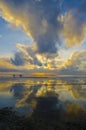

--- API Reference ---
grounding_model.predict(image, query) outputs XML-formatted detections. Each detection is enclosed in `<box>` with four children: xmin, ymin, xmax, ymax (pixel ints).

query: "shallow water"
<box><xmin>0</xmin><ymin>77</ymin><xmax>86</xmax><ymax>117</ymax></box>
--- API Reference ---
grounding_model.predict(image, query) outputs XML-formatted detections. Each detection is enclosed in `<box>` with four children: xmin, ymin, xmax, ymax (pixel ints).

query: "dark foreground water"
<box><xmin>0</xmin><ymin>77</ymin><xmax>86</xmax><ymax>129</ymax></box>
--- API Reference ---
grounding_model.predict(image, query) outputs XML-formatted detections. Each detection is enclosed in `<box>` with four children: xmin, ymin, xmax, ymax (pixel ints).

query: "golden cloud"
<box><xmin>63</xmin><ymin>13</ymin><xmax>86</xmax><ymax>47</ymax></box>
<box><xmin>61</xmin><ymin>50</ymin><xmax>86</xmax><ymax>72</ymax></box>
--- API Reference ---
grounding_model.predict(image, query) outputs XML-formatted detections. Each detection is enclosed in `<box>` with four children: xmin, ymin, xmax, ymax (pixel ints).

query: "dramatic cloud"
<box><xmin>0</xmin><ymin>49</ymin><xmax>86</xmax><ymax>73</ymax></box>
<box><xmin>0</xmin><ymin>0</ymin><xmax>85</xmax><ymax>49</ymax></box>
<box><xmin>9</xmin><ymin>43</ymin><xmax>63</xmax><ymax>70</ymax></box>
<box><xmin>0</xmin><ymin>0</ymin><xmax>86</xmax><ymax>72</ymax></box>
<box><xmin>0</xmin><ymin>0</ymin><xmax>62</xmax><ymax>55</ymax></box>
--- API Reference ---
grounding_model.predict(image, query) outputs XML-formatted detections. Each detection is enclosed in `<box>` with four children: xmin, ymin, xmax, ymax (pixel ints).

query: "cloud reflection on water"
<box><xmin>0</xmin><ymin>78</ymin><xmax>86</xmax><ymax>116</ymax></box>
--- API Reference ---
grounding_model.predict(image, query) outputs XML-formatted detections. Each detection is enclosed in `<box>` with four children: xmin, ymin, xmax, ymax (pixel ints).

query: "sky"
<box><xmin>0</xmin><ymin>0</ymin><xmax>86</xmax><ymax>74</ymax></box>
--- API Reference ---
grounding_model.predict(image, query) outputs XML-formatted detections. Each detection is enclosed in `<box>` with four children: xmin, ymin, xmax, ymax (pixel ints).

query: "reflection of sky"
<box><xmin>0</xmin><ymin>92</ymin><xmax>16</xmax><ymax>108</ymax></box>
<box><xmin>0</xmin><ymin>78</ymin><xmax>86</xmax><ymax>115</ymax></box>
